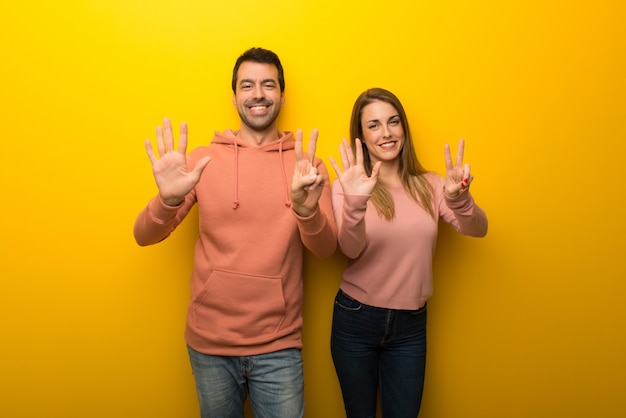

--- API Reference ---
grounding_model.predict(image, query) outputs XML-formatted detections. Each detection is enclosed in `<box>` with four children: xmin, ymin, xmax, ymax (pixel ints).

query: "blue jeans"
<box><xmin>187</xmin><ymin>345</ymin><xmax>304</xmax><ymax>418</ymax></box>
<box><xmin>331</xmin><ymin>290</ymin><xmax>427</xmax><ymax>418</ymax></box>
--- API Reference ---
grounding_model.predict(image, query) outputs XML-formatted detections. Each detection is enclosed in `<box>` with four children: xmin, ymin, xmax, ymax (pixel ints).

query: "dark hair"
<box><xmin>350</xmin><ymin>88</ymin><xmax>435</xmax><ymax>220</ymax></box>
<box><xmin>232</xmin><ymin>47</ymin><xmax>285</xmax><ymax>93</ymax></box>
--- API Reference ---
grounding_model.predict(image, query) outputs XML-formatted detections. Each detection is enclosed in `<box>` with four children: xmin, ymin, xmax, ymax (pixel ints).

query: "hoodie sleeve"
<box><xmin>133</xmin><ymin>149</ymin><xmax>204</xmax><ymax>246</ymax></box>
<box><xmin>133</xmin><ymin>147</ymin><xmax>210</xmax><ymax>246</ymax></box>
<box><xmin>133</xmin><ymin>193</ymin><xmax>197</xmax><ymax>246</ymax></box>
<box><xmin>292</xmin><ymin>158</ymin><xmax>338</xmax><ymax>258</ymax></box>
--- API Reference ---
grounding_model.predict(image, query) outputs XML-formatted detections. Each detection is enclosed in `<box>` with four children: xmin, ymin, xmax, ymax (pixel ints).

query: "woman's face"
<box><xmin>359</xmin><ymin>100</ymin><xmax>404</xmax><ymax>166</ymax></box>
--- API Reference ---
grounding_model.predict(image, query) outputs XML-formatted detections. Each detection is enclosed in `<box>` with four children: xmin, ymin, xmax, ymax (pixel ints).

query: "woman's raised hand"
<box><xmin>330</xmin><ymin>138</ymin><xmax>381</xmax><ymax>196</ymax></box>
<box><xmin>443</xmin><ymin>138</ymin><xmax>472</xmax><ymax>199</ymax></box>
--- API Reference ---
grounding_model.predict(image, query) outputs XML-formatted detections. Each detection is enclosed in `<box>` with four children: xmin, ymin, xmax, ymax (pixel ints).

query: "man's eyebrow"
<box><xmin>239</xmin><ymin>78</ymin><xmax>277</xmax><ymax>85</ymax></box>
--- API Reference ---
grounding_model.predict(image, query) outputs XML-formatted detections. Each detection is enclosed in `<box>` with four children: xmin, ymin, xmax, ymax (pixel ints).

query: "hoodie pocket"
<box><xmin>191</xmin><ymin>269</ymin><xmax>286</xmax><ymax>343</ymax></box>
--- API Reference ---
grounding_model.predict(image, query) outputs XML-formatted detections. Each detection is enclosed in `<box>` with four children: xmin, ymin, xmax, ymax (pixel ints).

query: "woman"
<box><xmin>329</xmin><ymin>88</ymin><xmax>488</xmax><ymax>417</ymax></box>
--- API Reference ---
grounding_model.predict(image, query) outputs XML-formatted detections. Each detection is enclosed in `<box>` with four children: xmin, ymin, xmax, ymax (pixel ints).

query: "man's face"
<box><xmin>233</xmin><ymin>61</ymin><xmax>284</xmax><ymax>131</ymax></box>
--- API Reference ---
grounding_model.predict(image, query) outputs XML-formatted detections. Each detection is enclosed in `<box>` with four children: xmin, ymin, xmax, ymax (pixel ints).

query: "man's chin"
<box><xmin>240</xmin><ymin>114</ymin><xmax>280</xmax><ymax>131</ymax></box>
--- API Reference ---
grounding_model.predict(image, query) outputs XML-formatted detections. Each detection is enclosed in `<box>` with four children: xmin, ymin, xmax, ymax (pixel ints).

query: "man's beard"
<box><xmin>237</xmin><ymin>100</ymin><xmax>281</xmax><ymax>131</ymax></box>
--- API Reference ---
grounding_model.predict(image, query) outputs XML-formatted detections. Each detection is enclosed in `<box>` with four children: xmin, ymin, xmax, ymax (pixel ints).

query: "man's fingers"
<box><xmin>177</xmin><ymin>122</ymin><xmax>188</xmax><ymax>153</ymax></box>
<box><xmin>307</xmin><ymin>128</ymin><xmax>319</xmax><ymax>165</ymax></box>
<box><xmin>163</xmin><ymin>117</ymin><xmax>174</xmax><ymax>153</ymax></box>
<box><xmin>145</xmin><ymin>139</ymin><xmax>157</xmax><ymax>165</ymax></box>
<box><xmin>294</xmin><ymin>129</ymin><xmax>303</xmax><ymax>162</ymax></box>
<box><xmin>156</xmin><ymin>125</ymin><xmax>166</xmax><ymax>155</ymax></box>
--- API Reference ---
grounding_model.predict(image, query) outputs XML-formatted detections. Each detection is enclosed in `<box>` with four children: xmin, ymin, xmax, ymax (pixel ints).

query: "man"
<box><xmin>133</xmin><ymin>47</ymin><xmax>337</xmax><ymax>418</ymax></box>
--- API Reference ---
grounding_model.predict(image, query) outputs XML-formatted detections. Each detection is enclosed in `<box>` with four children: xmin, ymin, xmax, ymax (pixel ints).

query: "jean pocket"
<box><xmin>334</xmin><ymin>290</ymin><xmax>363</xmax><ymax>311</ymax></box>
<box><xmin>410</xmin><ymin>303</ymin><xmax>427</xmax><ymax>316</ymax></box>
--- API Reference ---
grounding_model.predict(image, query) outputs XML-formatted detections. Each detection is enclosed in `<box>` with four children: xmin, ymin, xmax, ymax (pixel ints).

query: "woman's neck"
<box><xmin>377</xmin><ymin>160</ymin><xmax>402</xmax><ymax>187</ymax></box>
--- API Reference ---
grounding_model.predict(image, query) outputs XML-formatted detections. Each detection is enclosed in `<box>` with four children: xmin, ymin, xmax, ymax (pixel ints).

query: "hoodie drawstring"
<box><xmin>278</xmin><ymin>141</ymin><xmax>292</xmax><ymax>208</ymax></box>
<box><xmin>230</xmin><ymin>136</ymin><xmax>291</xmax><ymax>209</ymax></box>
<box><xmin>232</xmin><ymin>138</ymin><xmax>240</xmax><ymax>209</ymax></box>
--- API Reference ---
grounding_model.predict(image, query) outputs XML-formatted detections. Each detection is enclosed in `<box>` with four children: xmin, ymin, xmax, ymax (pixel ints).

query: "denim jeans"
<box><xmin>331</xmin><ymin>289</ymin><xmax>427</xmax><ymax>418</ymax></box>
<box><xmin>187</xmin><ymin>345</ymin><xmax>304</xmax><ymax>418</ymax></box>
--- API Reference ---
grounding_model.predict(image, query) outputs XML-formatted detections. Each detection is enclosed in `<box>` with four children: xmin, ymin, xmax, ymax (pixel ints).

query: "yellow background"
<box><xmin>1</xmin><ymin>0</ymin><xmax>625</xmax><ymax>417</ymax></box>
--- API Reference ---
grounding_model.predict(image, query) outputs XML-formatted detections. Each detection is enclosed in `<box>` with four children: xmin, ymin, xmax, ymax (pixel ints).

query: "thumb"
<box><xmin>370</xmin><ymin>161</ymin><xmax>382</xmax><ymax>180</ymax></box>
<box><xmin>192</xmin><ymin>156</ymin><xmax>211</xmax><ymax>178</ymax></box>
<box><xmin>444</xmin><ymin>182</ymin><xmax>462</xmax><ymax>199</ymax></box>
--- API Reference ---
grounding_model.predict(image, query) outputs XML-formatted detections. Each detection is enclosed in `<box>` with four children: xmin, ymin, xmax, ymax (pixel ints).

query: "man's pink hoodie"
<box><xmin>134</xmin><ymin>130</ymin><xmax>337</xmax><ymax>356</ymax></box>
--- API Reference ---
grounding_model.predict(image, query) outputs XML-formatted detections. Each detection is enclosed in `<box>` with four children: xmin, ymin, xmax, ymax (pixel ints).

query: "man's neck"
<box><xmin>236</xmin><ymin>124</ymin><xmax>281</xmax><ymax>147</ymax></box>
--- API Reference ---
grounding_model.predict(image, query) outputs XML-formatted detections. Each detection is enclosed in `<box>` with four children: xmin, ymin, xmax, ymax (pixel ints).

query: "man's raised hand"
<box><xmin>144</xmin><ymin>117</ymin><xmax>211</xmax><ymax>206</ymax></box>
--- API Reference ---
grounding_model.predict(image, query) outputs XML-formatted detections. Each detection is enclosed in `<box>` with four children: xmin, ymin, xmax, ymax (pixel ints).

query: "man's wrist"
<box><xmin>160</xmin><ymin>195</ymin><xmax>184</xmax><ymax>207</ymax></box>
<box><xmin>291</xmin><ymin>204</ymin><xmax>315</xmax><ymax>218</ymax></box>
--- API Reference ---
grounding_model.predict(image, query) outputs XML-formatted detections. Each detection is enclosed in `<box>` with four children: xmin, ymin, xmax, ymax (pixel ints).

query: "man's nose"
<box><xmin>251</xmin><ymin>84</ymin><xmax>264</xmax><ymax>99</ymax></box>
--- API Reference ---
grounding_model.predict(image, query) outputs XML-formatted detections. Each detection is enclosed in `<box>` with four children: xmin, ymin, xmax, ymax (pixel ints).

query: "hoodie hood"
<box><xmin>211</xmin><ymin>129</ymin><xmax>295</xmax><ymax>209</ymax></box>
<box><xmin>212</xmin><ymin>129</ymin><xmax>295</xmax><ymax>151</ymax></box>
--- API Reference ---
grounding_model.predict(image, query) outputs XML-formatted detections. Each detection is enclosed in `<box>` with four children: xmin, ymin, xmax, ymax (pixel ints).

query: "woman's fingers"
<box><xmin>456</xmin><ymin>138</ymin><xmax>465</xmax><ymax>168</ymax></box>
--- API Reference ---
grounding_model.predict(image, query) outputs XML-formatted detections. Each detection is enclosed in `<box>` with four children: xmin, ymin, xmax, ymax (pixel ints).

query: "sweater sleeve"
<box><xmin>331</xmin><ymin>180</ymin><xmax>370</xmax><ymax>259</ymax></box>
<box><xmin>434</xmin><ymin>174</ymin><xmax>488</xmax><ymax>237</ymax></box>
<box><xmin>293</xmin><ymin>158</ymin><xmax>338</xmax><ymax>258</ymax></box>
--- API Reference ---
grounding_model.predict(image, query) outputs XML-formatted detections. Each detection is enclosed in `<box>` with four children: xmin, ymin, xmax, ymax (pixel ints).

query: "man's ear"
<box><xmin>232</xmin><ymin>94</ymin><xmax>237</xmax><ymax>107</ymax></box>
<box><xmin>281</xmin><ymin>93</ymin><xmax>285</xmax><ymax>107</ymax></box>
